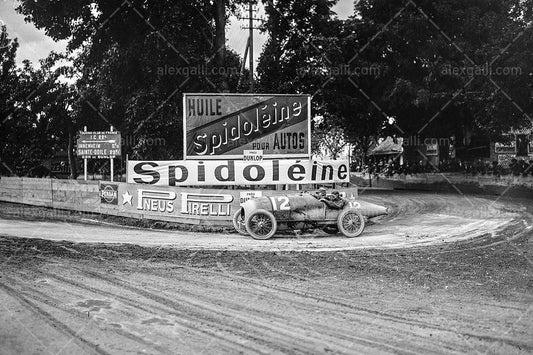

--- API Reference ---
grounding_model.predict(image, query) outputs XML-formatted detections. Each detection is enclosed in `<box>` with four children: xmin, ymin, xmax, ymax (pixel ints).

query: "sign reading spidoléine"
<box><xmin>183</xmin><ymin>93</ymin><xmax>311</xmax><ymax>160</ymax></box>
<box><xmin>77</xmin><ymin>131</ymin><xmax>121</xmax><ymax>158</ymax></box>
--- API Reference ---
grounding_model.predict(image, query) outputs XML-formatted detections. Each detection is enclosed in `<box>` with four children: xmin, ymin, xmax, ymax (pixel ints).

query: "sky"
<box><xmin>0</xmin><ymin>0</ymin><xmax>354</xmax><ymax>67</ymax></box>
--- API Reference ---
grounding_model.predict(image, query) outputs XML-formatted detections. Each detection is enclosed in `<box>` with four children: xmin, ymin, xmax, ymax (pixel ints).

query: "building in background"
<box><xmin>490</xmin><ymin>128</ymin><xmax>533</xmax><ymax>167</ymax></box>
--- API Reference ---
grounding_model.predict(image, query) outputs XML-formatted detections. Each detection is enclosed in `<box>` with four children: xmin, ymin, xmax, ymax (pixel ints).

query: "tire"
<box><xmin>337</xmin><ymin>208</ymin><xmax>365</xmax><ymax>238</ymax></box>
<box><xmin>245</xmin><ymin>209</ymin><xmax>277</xmax><ymax>240</ymax></box>
<box><xmin>232</xmin><ymin>208</ymin><xmax>248</xmax><ymax>235</ymax></box>
<box><xmin>323</xmin><ymin>225</ymin><xmax>339</xmax><ymax>234</ymax></box>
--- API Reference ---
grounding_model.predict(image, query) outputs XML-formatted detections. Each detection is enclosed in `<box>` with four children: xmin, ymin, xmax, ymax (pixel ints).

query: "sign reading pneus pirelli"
<box><xmin>183</xmin><ymin>93</ymin><xmax>311</xmax><ymax>159</ymax></box>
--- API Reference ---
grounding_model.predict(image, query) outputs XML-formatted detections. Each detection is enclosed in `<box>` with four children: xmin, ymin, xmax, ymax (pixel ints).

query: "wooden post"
<box><xmin>84</xmin><ymin>159</ymin><xmax>87</xmax><ymax>181</ymax></box>
<box><xmin>83</xmin><ymin>126</ymin><xmax>88</xmax><ymax>181</ymax></box>
<box><xmin>110</xmin><ymin>126</ymin><xmax>114</xmax><ymax>182</ymax></box>
<box><xmin>369</xmin><ymin>155</ymin><xmax>373</xmax><ymax>188</ymax></box>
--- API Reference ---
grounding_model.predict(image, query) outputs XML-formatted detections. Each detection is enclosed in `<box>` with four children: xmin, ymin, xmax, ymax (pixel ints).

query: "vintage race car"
<box><xmin>233</xmin><ymin>193</ymin><xmax>388</xmax><ymax>240</ymax></box>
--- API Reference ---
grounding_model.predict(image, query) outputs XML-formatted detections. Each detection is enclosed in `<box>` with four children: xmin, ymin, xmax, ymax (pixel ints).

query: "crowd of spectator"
<box><xmin>353</xmin><ymin>158</ymin><xmax>533</xmax><ymax>177</ymax></box>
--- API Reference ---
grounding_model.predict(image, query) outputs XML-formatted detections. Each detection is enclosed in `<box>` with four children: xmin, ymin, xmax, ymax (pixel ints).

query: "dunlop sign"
<box><xmin>127</xmin><ymin>159</ymin><xmax>349</xmax><ymax>186</ymax></box>
<box><xmin>183</xmin><ymin>93</ymin><xmax>311</xmax><ymax>159</ymax></box>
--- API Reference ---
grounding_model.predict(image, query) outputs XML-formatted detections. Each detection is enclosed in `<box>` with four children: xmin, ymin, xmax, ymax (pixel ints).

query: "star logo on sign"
<box><xmin>122</xmin><ymin>191</ymin><xmax>133</xmax><ymax>205</ymax></box>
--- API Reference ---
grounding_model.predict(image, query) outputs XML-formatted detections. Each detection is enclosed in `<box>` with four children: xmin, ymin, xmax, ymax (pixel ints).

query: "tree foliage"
<box><xmin>16</xmin><ymin>0</ymin><xmax>246</xmax><ymax>162</ymax></box>
<box><xmin>1</xmin><ymin>26</ymin><xmax>75</xmax><ymax>177</ymax></box>
<box><xmin>1</xmin><ymin>0</ymin><xmax>532</xmax><ymax>176</ymax></box>
<box><xmin>350</xmin><ymin>0</ymin><xmax>533</xmax><ymax>141</ymax></box>
<box><xmin>258</xmin><ymin>0</ymin><xmax>533</xmax><ymax>162</ymax></box>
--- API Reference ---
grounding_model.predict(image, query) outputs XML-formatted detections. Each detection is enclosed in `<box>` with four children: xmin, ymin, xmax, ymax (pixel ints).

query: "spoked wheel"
<box><xmin>323</xmin><ymin>225</ymin><xmax>339</xmax><ymax>235</ymax></box>
<box><xmin>337</xmin><ymin>208</ymin><xmax>365</xmax><ymax>238</ymax></box>
<box><xmin>245</xmin><ymin>209</ymin><xmax>277</xmax><ymax>240</ymax></box>
<box><xmin>232</xmin><ymin>208</ymin><xmax>248</xmax><ymax>235</ymax></box>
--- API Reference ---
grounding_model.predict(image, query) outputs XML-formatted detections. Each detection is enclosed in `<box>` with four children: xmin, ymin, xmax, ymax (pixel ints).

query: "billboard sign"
<box><xmin>100</xmin><ymin>182</ymin><xmax>119</xmax><ymax>205</ymax></box>
<box><xmin>127</xmin><ymin>159</ymin><xmax>349</xmax><ymax>186</ymax></box>
<box><xmin>183</xmin><ymin>93</ymin><xmax>311</xmax><ymax>159</ymax></box>
<box><xmin>425</xmin><ymin>144</ymin><xmax>438</xmax><ymax>156</ymax></box>
<box><xmin>117</xmin><ymin>185</ymin><xmax>236</xmax><ymax>220</ymax></box>
<box><xmin>495</xmin><ymin>141</ymin><xmax>516</xmax><ymax>154</ymax></box>
<box><xmin>77</xmin><ymin>131</ymin><xmax>121</xmax><ymax>158</ymax></box>
<box><xmin>99</xmin><ymin>182</ymin><xmax>359</xmax><ymax>223</ymax></box>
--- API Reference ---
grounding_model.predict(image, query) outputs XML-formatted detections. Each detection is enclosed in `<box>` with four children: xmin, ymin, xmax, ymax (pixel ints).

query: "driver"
<box><xmin>323</xmin><ymin>190</ymin><xmax>347</xmax><ymax>209</ymax></box>
<box><xmin>312</xmin><ymin>187</ymin><xmax>327</xmax><ymax>200</ymax></box>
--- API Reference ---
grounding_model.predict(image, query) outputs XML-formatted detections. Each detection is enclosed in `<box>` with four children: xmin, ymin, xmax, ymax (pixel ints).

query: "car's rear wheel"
<box><xmin>232</xmin><ymin>208</ymin><xmax>248</xmax><ymax>235</ymax></box>
<box><xmin>337</xmin><ymin>208</ymin><xmax>365</xmax><ymax>238</ymax></box>
<box><xmin>245</xmin><ymin>209</ymin><xmax>277</xmax><ymax>240</ymax></box>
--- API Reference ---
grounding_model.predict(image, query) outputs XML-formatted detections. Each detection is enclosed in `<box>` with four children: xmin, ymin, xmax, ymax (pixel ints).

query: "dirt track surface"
<box><xmin>0</xmin><ymin>192</ymin><xmax>527</xmax><ymax>251</ymax></box>
<box><xmin>1</xmin><ymin>191</ymin><xmax>532</xmax><ymax>354</ymax></box>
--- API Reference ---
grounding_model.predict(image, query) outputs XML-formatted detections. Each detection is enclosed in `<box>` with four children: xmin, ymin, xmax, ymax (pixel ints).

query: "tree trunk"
<box><xmin>214</xmin><ymin>0</ymin><xmax>228</xmax><ymax>91</ymax></box>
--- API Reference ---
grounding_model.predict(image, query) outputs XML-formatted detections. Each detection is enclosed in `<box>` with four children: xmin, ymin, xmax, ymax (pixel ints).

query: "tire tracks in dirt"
<box><xmin>3</xmin><ymin>272</ymin><xmax>268</xmax><ymax>354</ymax></box>
<box><xmin>164</xmin><ymin>263</ymin><xmax>533</xmax><ymax>352</ymax></box>
<box><xmin>6</xmin><ymin>264</ymin><xmax>429</xmax><ymax>354</ymax></box>
<box><xmin>52</xmin><ymin>268</ymin><xmax>404</xmax><ymax>354</ymax></box>
<box><xmin>67</xmin><ymin>264</ymin><xmax>532</xmax><ymax>354</ymax></box>
<box><xmin>0</xmin><ymin>281</ymin><xmax>112</xmax><ymax>355</ymax></box>
<box><xmin>3</xmin><ymin>252</ymin><xmax>531</xmax><ymax>354</ymax></box>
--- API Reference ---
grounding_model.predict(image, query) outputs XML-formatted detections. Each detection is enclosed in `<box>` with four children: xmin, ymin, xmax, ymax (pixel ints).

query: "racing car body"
<box><xmin>233</xmin><ymin>193</ymin><xmax>388</xmax><ymax>240</ymax></box>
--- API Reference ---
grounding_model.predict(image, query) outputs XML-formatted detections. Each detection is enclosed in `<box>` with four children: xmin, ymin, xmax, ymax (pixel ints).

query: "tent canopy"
<box><xmin>368</xmin><ymin>137</ymin><xmax>404</xmax><ymax>156</ymax></box>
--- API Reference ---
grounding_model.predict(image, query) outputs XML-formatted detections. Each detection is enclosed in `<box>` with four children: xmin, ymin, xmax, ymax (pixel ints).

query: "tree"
<box><xmin>312</xmin><ymin>117</ymin><xmax>349</xmax><ymax>159</ymax></box>
<box><xmin>0</xmin><ymin>36</ymin><xmax>77</xmax><ymax>177</ymax></box>
<box><xmin>258</xmin><ymin>0</ymin><xmax>532</xmax><ymax>163</ymax></box>
<box><xmin>257</xmin><ymin>0</ymin><xmax>339</xmax><ymax>97</ymax></box>
<box><xmin>17</xmin><ymin>0</ymin><xmax>247</xmax><ymax>161</ymax></box>
<box><xmin>0</xmin><ymin>27</ymin><xmax>21</xmax><ymax>175</ymax></box>
<box><xmin>348</xmin><ymin>0</ymin><xmax>533</xmax><ymax>144</ymax></box>
<box><xmin>257</xmin><ymin>0</ymin><xmax>387</xmax><ymax>164</ymax></box>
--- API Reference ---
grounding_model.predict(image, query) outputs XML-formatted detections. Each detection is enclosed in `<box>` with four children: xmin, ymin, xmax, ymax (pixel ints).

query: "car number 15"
<box><xmin>269</xmin><ymin>196</ymin><xmax>290</xmax><ymax>211</ymax></box>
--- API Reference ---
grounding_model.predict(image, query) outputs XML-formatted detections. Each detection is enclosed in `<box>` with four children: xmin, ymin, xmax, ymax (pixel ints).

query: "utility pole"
<box><xmin>241</xmin><ymin>1</ymin><xmax>263</xmax><ymax>92</ymax></box>
<box><xmin>237</xmin><ymin>37</ymin><xmax>250</xmax><ymax>88</ymax></box>
<box><xmin>249</xmin><ymin>1</ymin><xmax>254</xmax><ymax>91</ymax></box>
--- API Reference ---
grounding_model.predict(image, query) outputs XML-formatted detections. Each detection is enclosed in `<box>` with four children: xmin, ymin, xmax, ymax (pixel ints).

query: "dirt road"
<box><xmin>2</xmin><ymin>256</ymin><xmax>531</xmax><ymax>355</ymax></box>
<box><xmin>1</xmin><ymin>192</ymin><xmax>532</xmax><ymax>354</ymax></box>
<box><xmin>0</xmin><ymin>192</ymin><xmax>524</xmax><ymax>251</ymax></box>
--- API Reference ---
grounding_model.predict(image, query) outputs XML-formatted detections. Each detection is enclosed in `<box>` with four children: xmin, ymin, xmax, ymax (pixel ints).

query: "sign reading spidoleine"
<box><xmin>183</xmin><ymin>93</ymin><xmax>311</xmax><ymax>159</ymax></box>
<box><xmin>127</xmin><ymin>159</ymin><xmax>349</xmax><ymax>186</ymax></box>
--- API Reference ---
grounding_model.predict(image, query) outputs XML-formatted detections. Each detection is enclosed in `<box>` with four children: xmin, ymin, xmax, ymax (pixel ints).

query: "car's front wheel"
<box><xmin>337</xmin><ymin>208</ymin><xmax>365</xmax><ymax>238</ymax></box>
<box><xmin>232</xmin><ymin>208</ymin><xmax>248</xmax><ymax>235</ymax></box>
<box><xmin>245</xmin><ymin>209</ymin><xmax>277</xmax><ymax>240</ymax></box>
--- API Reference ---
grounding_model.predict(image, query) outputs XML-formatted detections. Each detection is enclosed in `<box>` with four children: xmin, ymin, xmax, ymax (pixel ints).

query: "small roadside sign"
<box><xmin>239</xmin><ymin>191</ymin><xmax>262</xmax><ymax>205</ymax></box>
<box><xmin>77</xmin><ymin>127</ymin><xmax>121</xmax><ymax>182</ymax></box>
<box><xmin>243</xmin><ymin>150</ymin><xmax>263</xmax><ymax>162</ymax></box>
<box><xmin>77</xmin><ymin>131</ymin><xmax>121</xmax><ymax>158</ymax></box>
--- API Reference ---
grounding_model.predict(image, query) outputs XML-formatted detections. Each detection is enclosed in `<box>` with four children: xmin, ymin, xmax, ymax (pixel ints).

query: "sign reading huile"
<box><xmin>183</xmin><ymin>93</ymin><xmax>311</xmax><ymax>159</ymax></box>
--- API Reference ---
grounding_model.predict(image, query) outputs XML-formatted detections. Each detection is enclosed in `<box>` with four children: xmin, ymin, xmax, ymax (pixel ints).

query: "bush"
<box><xmin>353</xmin><ymin>157</ymin><xmax>532</xmax><ymax>177</ymax></box>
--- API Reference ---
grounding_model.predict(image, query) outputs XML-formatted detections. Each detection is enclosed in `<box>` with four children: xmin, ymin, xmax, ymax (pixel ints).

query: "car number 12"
<box><xmin>269</xmin><ymin>196</ymin><xmax>290</xmax><ymax>211</ymax></box>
